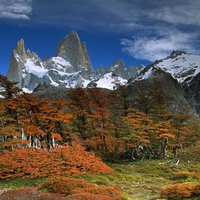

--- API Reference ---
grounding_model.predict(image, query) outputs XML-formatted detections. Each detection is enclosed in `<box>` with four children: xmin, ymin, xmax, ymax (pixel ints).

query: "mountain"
<box><xmin>128</xmin><ymin>68</ymin><xmax>195</xmax><ymax>115</ymax></box>
<box><xmin>133</xmin><ymin>51</ymin><xmax>200</xmax><ymax>85</ymax></box>
<box><xmin>6</xmin><ymin>31</ymin><xmax>143</xmax><ymax>92</ymax></box>
<box><xmin>5</xmin><ymin>31</ymin><xmax>200</xmax><ymax>115</ymax></box>
<box><xmin>130</xmin><ymin>50</ymin><xmax>200</xmax><ymax>115</ymax></box>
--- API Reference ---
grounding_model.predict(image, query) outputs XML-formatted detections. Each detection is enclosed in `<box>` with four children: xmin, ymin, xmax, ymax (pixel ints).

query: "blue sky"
<box><xmin>0</xmin><ymin>0</ymin><xmax>200</xmax><ymax>75</ymax></box>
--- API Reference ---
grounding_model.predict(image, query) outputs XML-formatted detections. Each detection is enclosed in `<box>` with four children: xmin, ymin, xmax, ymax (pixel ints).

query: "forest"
<box><xmin>0</xmin><ymin>74</ymin><xmax>200</xmax><ymax>199</ymax></box>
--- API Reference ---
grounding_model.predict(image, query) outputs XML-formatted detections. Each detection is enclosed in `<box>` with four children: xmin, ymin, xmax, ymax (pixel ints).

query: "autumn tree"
<box><xmin>0</xmin><ymin>74</ymin><xmax>22</xmax><ymax>99</ymax></box>
<box><xmin>130</xmin><ymin>81</ymin><xmax>171</xmax><ymax>121</ymax></box>
<box><xmin>68</xmin><ymin>86</ymin><xmax>91</xmax><ymax>140</ymax></box>
<box><xmin>86</xmin><ymin>86</ymin><xmax>116</xmax><ymax>153</ymax></box>
<box><xmin>113</xmin><ymin>84</ymin><xmax>133</xmax><ymax>115</ymax></box>
<box><xmin>0</xmin><ymin>74</ymin><xmax>72</xmax><ymax>151</ymax></box>
<box><xmin>19</xmin><ymin>93</ymin><xmax>72</xmax><ymax>149</ymax></box>
<box><xmin>0</xmin><ymin>75</ymin><xmax>26</xmax><ymax>151</ymax></box>
<box><xmin>118</xmin><ymin>108</ymin><xmax>153</xmax><ymax>160</ymax></box>
<box><xmin>180</xmin><ymin>116</ymin><xmax>200</xmax><ymax>161</ymax></box>
<box><xmin>68</xmin><ymin>86</ymin><xmax>124</xmax><ymax>157</ymax></box>
<box><xmin>148</xmin><ymin>120</ymin><xmax>174</xmax><ymax>158</ymax></box>
<box><xmin>168</xmin><ymin>113</ymin><xmax>192</xmax><ymax>158</ymax></box>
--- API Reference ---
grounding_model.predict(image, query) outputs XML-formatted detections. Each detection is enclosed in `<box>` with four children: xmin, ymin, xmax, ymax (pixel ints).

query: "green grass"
<box><xmin>0</xmin><ymin>177</ymin><xmax>45</xmax><ymax>190</ymax></box>
<box><xmin>1</xmin><ymin>160</ymin><xmax>200</xmax><ymax>199</ymax></box>
<box><xmin>80</xmin><ymin>161</ymin><xmax>173</xmax><ymax>199</ymax></box>
<box><xmin>81</xmin><ymin>160</ymin><xmax>200</xmax><ymax>199</ymax></box>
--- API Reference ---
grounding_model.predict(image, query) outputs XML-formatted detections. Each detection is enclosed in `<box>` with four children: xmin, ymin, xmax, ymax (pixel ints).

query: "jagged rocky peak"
<box><xmin>14</xmin><ymin>39</ymin><xmax>26</xmax><ymax>62</ymax></box>
<box><xmin>168</xmin><ymin>50</ymin><xmax>187</xmax><ymax>59</ymax></box>
<box><xmin>110</xmin><ymin>59</ymin><xmax>126</xmax><ymax>71</ymax></box>
<box><xmin>96</xmin><ymin>65</ymin><xmax>105</xmax><ymax>76</ymax></box>
<box><xmin>129</xmin><ymin>65</ymin><xmax>145</xmax><ymax>79</ymax></box>
<box><xmin>26</xmin><ymin>49</ymin><xmax>41</xmax><ymax>60</ymax></box>
<box><xmin>55</xmin><ymin>30</ymin><xmax>93</xmax><ymax>72</ymax></box>
<box><xmin>105</xmin><ymin>59</ymin><xmax>129</xmax><ymax>79</ymax></box>
<box><xmin>6</xmin><ymin>39</ymin><xmax>43</xmax><ymax>90</ymax></box>
<box><xmin>6</xmin><ymin>39</ymin><xmax>27</xmax><ymax>87</ymax></box>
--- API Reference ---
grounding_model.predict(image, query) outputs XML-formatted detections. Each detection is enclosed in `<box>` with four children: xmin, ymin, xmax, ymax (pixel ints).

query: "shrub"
<box><xmin>172</xmin><ymin>171</ymin><xmax>196</xmax><ymax>180</ymax></box>
<box><xmin>0</xmin><ymin>143</ymin><xmax>113</xmax><ymax>180</ymax></box>
<box><xmin>160</xmin><ymin>183</ymin><xmax>200</xmax><ymax>199</ymax></box>
<box><xmin>0</xmin><ymin>187</ymin><xmax>65</xmax><ymax>200</ymax></box>
<box><xmin>39</xmin><ymin>176</ymin><xmax>124</xmax><ymax>199</ymax></box>
<box><xmin>39</xmin><ymin>177</ymin><xmax>93</xmax><ymax>196</ymax></box>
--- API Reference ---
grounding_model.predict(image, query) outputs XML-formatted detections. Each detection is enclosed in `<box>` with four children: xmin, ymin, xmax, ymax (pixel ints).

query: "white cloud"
<box><xmin>148</xmin><ymin>2</ymin><xmax>200</xmax><ymax>26</ymax></box>
<box><xmin>0</xmin><ymin>0</ymin><xmax>32</xmax><ymax>20</ymax></box>
<box><xmin>121</xmin><ymin>32</ymin><xmax>199</xmax><ymax>62</ymax></box>
<box><xmin>25</xmin><ymin>1</ymin><xmax>200</xmax><ymax>33</ymax></box>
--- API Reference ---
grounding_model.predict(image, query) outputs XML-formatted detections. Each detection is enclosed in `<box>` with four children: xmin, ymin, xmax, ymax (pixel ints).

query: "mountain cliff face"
<box><xmin>55</xmin><ymin>31</ymin><xmax>93</xmax><ymax>72</ymax></box>
<box><xmin>6</xmin><ymin>31</ymin><xmax>142</xmax><ymax>92</ymax></box>
<box><xmin>7</xmin><ymin>39</ymin><xmax>27</xmax><ymax>88</ymax></box>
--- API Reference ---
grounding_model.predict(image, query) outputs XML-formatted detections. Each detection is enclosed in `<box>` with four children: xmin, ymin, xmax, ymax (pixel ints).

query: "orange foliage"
<box><xmin>0</xmin><ymin>143</ymin><xmax>113</xmax><ymax>180</ymax></box>
<box><xmin>160</xmin><ymin>183</ymin><xmax>200</xmax><ymax>199</ymax></box>
<box><xmin>22</xmin><ymin>124</ymin><xmax>46</xmax><ymax>136</ymax></box>
<box><xmin>0</xmin><ymin>187</ymin><xmax>65</xmax><ymax>200</ymax></box>
<box><xmin>40</xmin><ymin>176</ymin><xmax>124</xmax><ymax>200</ymax></box>
<box><xmin>1</xmin><ymin>74</ymin><xmax>199</xmax><ymax>162</ymax></box>
<box><xmin>52</xmin><ymin>133</ymin><xmax>63</xmax><ymax>141</ymax></box>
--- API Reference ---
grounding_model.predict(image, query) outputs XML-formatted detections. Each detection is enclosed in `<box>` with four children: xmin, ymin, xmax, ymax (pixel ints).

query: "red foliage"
<box><xmin>0</xmin><ymin>187</ymin><xmax>65</xmax><ymax>200</ymax></box>
<box><xmin>65</xmin><ymin>192</ymin><xmax>120</xmax><ymax>200</ymax></box>
<box><xmin>160</xmin><ymin>183</ymin><xmax>200</xmax><ymax>199</ymax></box>
<box><xmin>40</xmin><ymin>176</ymin><xmax>124</xmax><ymax>200</ymax></box>
<box><xmin>0</xmin><ymin>143</ymin><xmax>113</xmax><ymax>180</ymax></box>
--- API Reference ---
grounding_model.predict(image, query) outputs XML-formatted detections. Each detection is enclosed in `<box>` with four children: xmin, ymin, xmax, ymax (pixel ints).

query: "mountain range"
<box><xmin>5</xmin><ymin>31</ymin><xmax>200</xmax><ymax>115</ymax></box>
<box><xmin>6</xmin><ymin>31</ymin><xmax>143</xmax><ymax>92</ymax></box>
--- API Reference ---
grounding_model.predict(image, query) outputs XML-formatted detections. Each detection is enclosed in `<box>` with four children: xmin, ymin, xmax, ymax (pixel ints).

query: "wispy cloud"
<box><xmin>148</xmin><ymin>2</ymin><xmax>200</xmax><ymax>26</ymax></box>
<box><xmin>32</xmin><ymin>0</ymin><xmax>148</xmax><ymax>31</ymax></box>
<box><xmin>121</xmin><ymin>31</ymin><xmax>199</xmax><ymax>62</ymax></box>
<box><xmin>119</xmin><ymin>1</ymin><xmax>200</xmax><ymax>62</ymax></box>
<box><xmin>0</xmin><ymin>0</ymin><xmax>32</xmax><ymax>20</ymax></box>
<box><xmin>1</xmin><ymin>0</ymin><xmax>200</xmax><ymax>63</ymax></box>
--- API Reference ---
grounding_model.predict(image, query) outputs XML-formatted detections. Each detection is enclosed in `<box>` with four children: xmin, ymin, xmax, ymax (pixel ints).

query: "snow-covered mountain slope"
<box><xmin>134</xmin><ymin>51</ymin><xmax>200</xmax><ymax>84</ymax></box>
<box><xmin>19</xmin><ymin>56</ymin><xmax>131</xmax><ymax>92</ymax></box>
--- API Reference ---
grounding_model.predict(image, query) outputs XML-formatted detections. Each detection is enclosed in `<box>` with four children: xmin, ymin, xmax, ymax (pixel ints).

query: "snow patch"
<box><xmin>95</xmin><ymin>72</ymin><xmax>127</xmax><ymax>90</ymax></box>
<box><xmin>51</xmin><ymin>57</ymin><xmax>71</xmax><ymax>68</ymax></box>
<box><xmin>141</xmin><ymin>68</ymin><xmax>154</xmax><ymax>80</ymax></box>
<box><xmin>22</xmin><ymin>87</ymin><xmax>33</xmax><ymax>93</ymax></box>
<box><xmin>47</xmin><ymin>75</ymin><xmax>59</xmax><ymax>87</ymax></box>
<box><xmin>15</xmin><ymin>54</ymin><xmax>22</xmax><ymax>62</ymax></box>
<box><xmin>25</xmin><ymin>59</ymin><xmax>47</xmax><ymax>78</ymax></box>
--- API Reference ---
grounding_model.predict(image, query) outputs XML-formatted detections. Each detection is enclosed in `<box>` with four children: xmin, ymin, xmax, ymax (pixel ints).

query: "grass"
<box><xmin>0</xmin><ymin>160</ymin><xmax>200</xmax><ymax>199</ymax></box>
<box><xmin>81</xmin><ymin>160</ymin><xmax>200</xmax><ymax>199</ymax></box>
<box><xmin>0</xmin><ymin>178</ymin><xmax>45</xmax><ymax>190</ymax></box>
<box><xmin>80</xmin><ymin>161</ymin><xmax>173</xmax><ymax>199</ymax></box>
